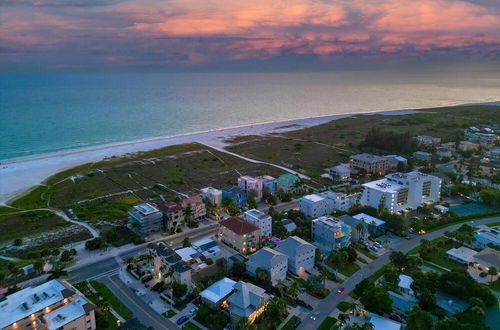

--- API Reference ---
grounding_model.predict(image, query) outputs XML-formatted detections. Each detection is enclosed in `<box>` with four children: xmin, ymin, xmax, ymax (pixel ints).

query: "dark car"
<box><xmin>152</xmin><ymin>282</ymin><xmax>164</xmax><ymax>291</ymax></box>
<box><xmin>177</xmin><ymin>316</ymin><xmax>189</xmax><ymax>325</ymax></box>
<box><xmin>337</xmin><ymin>286</ymin><xmax>345</xmax><ymax>294</ymax></box>
<box><xmin>141</xmin><ymin>274</ymin><xmax>152</xmax><ymax>283</ymax></box>
<box><xmin>293</xmin><ymin>319</ymin><xmax>302</xmax><ymax>328</ymax></box>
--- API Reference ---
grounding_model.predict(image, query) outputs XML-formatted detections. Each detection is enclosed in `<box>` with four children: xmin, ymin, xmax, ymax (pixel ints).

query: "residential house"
<box><xmin>472</xmin><ymin>248</ymin><xmax>500</xmax><ymax>281</ymax></box>
<box><xmin>246</xmin><ymin>247</ymin><xmax>288</xmax><ymax>286</ymax></box>
<box><xmin>398</xmin><ymin>274</ymin><xmax>414</xmax><ymax>295</ymax></box>
<box><xmin>222</xmin><ymin>186</ymin><xmax>247</xmax><ymax>207</ymax></box>
<box><xmin>281</xmin><ymin>219</ymin><xmax>297</xmax><ymax>232</ymax></box>
<box><xmin>219</xmin><ymin>216</ymin><xmax>260</xmax><ymax>255</ymax></box>
<box><xmin>484</xmin><ymin>148</ymin><xmax>500</xmax><ymax>166</ymax></box>
<box><xmin>299</xmin><ymin>194</ymin><xmax>329</xmax><ymax>218</ymax></box>
<box><xmin>337</xmin><ymin>215</ymin><xmax>369</xmax><ymax>241</ymax></box>
<box><xmin>459</xmin><ymin>141</ymin><xmax>480</xmax><ymax>152</ymax></box>
<box><xmin>201</xmin><ymin>187</ymin><xmax>223</xmax><ymax>206</ymax></box>
<box><xmin>368</xmin><ymin>314</ymin><xmax>402</xmax><ymax>330</ymax></box>
<box><xmin>148</xmin><ymin>242</ymin><xmax>192</xmax><ymax>291</ymax></box>
<box><xmin>413</xmin><ymin>151</ymin><xmax>432</xmax><ymax>162</ymax></box>
<box><xmin>199</xmin><ymin>277</ymin><xmax>237</xmax><ymax>309</ymax></box>
<box><xmin>238</xmin><ymin>176</ymin><xmax>264</xmax><ymax>201</ymax></box>
<box><xmin>329</xmin><ymin>163</ymin><xmax>351</xmax><ymax>181</ymax></box>
<box><xmin>384</xmin><ymin>155</ymin><xmax>408</xmax><ymax>170</ymax></box>
<box><xmin>128</xmin><ymin>203</ymin><xmax>164</xmax><ymax>236</ymax></box>
<box><xmin>0</xmin><ymin>279</ymin><xmax>96</xmax><ymax>330</ymax></box>
<box><xmin>436</xmin><ymin>146</ymin><xmax>453</xmax><ymax>159</ymax></box>
<box><xmin>158</xmin><ymin>201</ymin><xmax>184</xmax><ymax>231</ymax></box>
<box><xmin>227</xmin><ymin>281</ymin><xmax>270</xmax><ymax>324</ymax></box>
<box><xmin>360</xmin><ymin>171</ymin><xmax>441</xmax><ymax>213</ymax></box>
<box><xmin>350</xmin><ymin>153</ymin><xmax>391</xmax><ymax>175</ymax></box>
<box><xmin>464</xmin><ymin>126</ymin><xmax>498</xmax><ymax>147</ymax></box>
<box><xmin>274</xmin><ymin>236</ymin><xmax>316</xmax><ymax>276</ymax></box>
<box><xmin>352</xmin><ymin>213</ymin><xmax>386</xmax><ymax>235</ymax></box>
<box><xmin>473</xmin><ymin>225</ymin><xmax>500</xmax><ymax>249</ymax></box>
<box><xmin>193</xmin><ymin>238</ymin><xmax>221</xmax><ymax>260</ymax></box>
<box><xmin>311</xmin><ymin>216</ymin><xmax>351</xmax><ymax>252</ymax></box>
<box><xmin>244</xmin><ymin>209</ymin><xmax>272</xmax><ymax>238</ymax></box>
<box><xmin>181</xmin><ymin>195</ymin><xmax>207</xmax><ymax>222</ymax></box>
<box><xmin>276</xmin><ymin>173</ymin><xmax>303</xmax><ymax>193</ymax></box>
<box><xmin>446</xmin><ymin>246</ymin><xmax>477</xmax><ymax>264</ymax></box>
<box><xmin>262</xmin><ymin>175</ymin><xmax>277</xmax><ymax>195</ymax></box>
<box><xmin>415</xmin><ymin>135</ymin><xmax>441</xmax><ymax>147</ymax></box>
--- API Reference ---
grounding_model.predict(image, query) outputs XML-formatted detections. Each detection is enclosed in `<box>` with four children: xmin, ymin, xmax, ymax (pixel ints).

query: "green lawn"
<box><xmin>89</xmin><ymin>280</ymin><xmax>133</xmax><ymax>320</ymax></box>
<box><xmin>336</xmin><ymin>301</ymin><xmax>353</xmax><ymax>312</ymax></box>
<box><xmin>183</xmin><ymin>321</ymin><xmax>202</xmax><ymax>330</ymax></box>
<box><xmin>163</xmin><ymin>309</ymin><xmax>177</xmax><ymax>318</ymax></box>
<box><xmin>337</xmin><ymin>263</ymin><xmax>361</xmax><ymax>277</ymax></box>
<box><xmin>488</xmin><ymin>278</ymin><xmax>500</xmax><ymax>292</ymax></box>
<box><xmin>423</xmin><ymin>251</ymin><xmax>466</xmax><ymax>272</ymax></box>
<box><xmin>282</xmin><ymin>315</ymin><xmax>301</xmax><ymax>330</ymax></box>
<box><xmin>317</xmin><ymin>317</ymin><xmax>338</xmax><ymax>330</ymax></box>
<box><xmin>486</xmin><ymin>222</ymin><xmax>500</xmax><ymax>228</ymax></box>
<box><xmin>356</xmin><ymin>248</ymin><xmax>377</xmax><ymax>260</ymax></box>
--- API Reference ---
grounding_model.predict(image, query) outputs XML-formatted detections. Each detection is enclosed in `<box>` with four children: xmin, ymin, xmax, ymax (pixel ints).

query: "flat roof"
<box><xmin>362</xmin><ymin>178</ymin><xmax>403</xmax><ymax>193</ymax></box>
<box><xmin>175</xmin><ymin>247</ymin><xmax>200</xmax><ymax>261</ymax></box>
<box><xmin>45</xmin><ymin>296</ymin><xmax>91</xmax><ymax>330</ymax></box>
<box><xmin>351</xmin><ymin>153</ymin><xmax>387</xmax><ymax>163</ymax></box>
<box><xmin>353</xmin><ymin>213</ymin><xmax>386</xmax><ymax>226</ymax></box>
<box><xmin>446</xmin><ymin>246</ymin><xmax>477</xmax><ymax>263</ymax></box>
<box><xmin>301</xmin><ymin>194</ymin><xmax>325</xmax><ymax>202</ymax></box>
<box><xmin>245</xmin><ymin>209</ymin><xmax>269</xmax><ymax>219</ymax></box>
<box><xmin>133</xmin><ymin>203</ymin><xmax>159</xmax><ymax>215</ymax></box>
<box><xmin>369</xmin><ymin>314</ymin><xmax>402</xmax><ymax>330</ymax></box>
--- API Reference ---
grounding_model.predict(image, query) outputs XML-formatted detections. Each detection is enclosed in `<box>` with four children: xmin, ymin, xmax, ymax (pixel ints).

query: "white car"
<box><xmin>188</xmin><ymin>307</ymin><xmax>198</xmax><ymax>316</ymax></box>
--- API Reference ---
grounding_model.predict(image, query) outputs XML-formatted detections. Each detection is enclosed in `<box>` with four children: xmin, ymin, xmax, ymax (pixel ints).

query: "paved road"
<box><xmin>298</xmin><ymin>216</ymin><xmax>500</xmax><ymax>330</ymax></box>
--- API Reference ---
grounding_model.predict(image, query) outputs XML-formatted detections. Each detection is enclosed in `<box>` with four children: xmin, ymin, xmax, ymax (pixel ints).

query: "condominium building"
<box><xmin>299</xmin><ymin>191</ymin><xmax>354</xmax><ymax>218</ymax></box>
<box><xmin>274</xmin><ymin>236</ymin><xmax>316</xmax><ymax>276</ymax></box>
<box><xmin>246</xmin><ymin>247</ymin><xmax>288</xmax><ymax>286</ymax></box>
<box><xmin>329</xmin><ymin>163</ymin><xmax>351</xmax><ymax>181</ymax></box>
<box><xmin>360</xmin><ymin>171</ymin><xmax>441</xmax><ymax>213</ymax></box>
<box><xmin>244</xmin><ymin>209</ymin><xmax>272</xmax><ymax>238</ymax></box>
<box><xmin>148</xmin><ymin>242</ymin><xmax>192</xmax><ymax>289</ymax></box>
<box><xmin>465</xmin><ymin>126</ymin><xmax>498</xmax><ymax>147</ymax></box>
<box><xmin>158</xmin><ymin>201</ymin><xmax>184</xmax><ymax>231</ymax></box>
<box><xmin>311</xmin><ymin>216</ymin><xmax>351</xmax><ymax>252</ymax></box>
<box><xmin>219</xmin><ymin>216</ymin><xmax>260</xmax><ymax>255</ymax></box>
<box><xmin>201</xmin><ymin>187</ymin><xmax>223</xmax><ymax>206</ymax></box>
<box><xmin>0</xmin><ymin>279</ymin><xmax>96</xmax><ymax>330</ymax></box>
<box><xmin>350</xmin><ymin>153</ymin><xmax>391</xmax><ymax>175</ymax></box>
<box><xmin>181</xmin><ymin>195</ymin><xmax>207</xmax><ymax>222</ymax></box>
<box><xmin>238</xmin><ymin>176</ymin><xmax>264</xmax><ymax>201</ymax></box>
<box><xmin>128</xmin><ymin>202</ymin><xmax>164</xmax><ymax>236</ymax></box>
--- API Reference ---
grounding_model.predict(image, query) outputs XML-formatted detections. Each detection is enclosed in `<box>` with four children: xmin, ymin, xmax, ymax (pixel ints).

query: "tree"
<box><xmin>60</xmin><ymin>250</ymin><xmax>72</xmax><ymax>262</ymax></box>
<box><xmin>255</xmin><ymin>268</ymin><xmax>271</xmax><ymax>286</ymax></box>
<box><xmin>205</xmin><ymin>258</ymin><xmax>213</xmax><ymax>265</ymax></box>
<box><xmin>183</xmin><ymin>204</ymin><xmax>194</xmax><ymax>227</ymax></box>
<box><xmin>85</xmin><ymin>237</ymin><xmax>107</xmax><ymax>250</ymax></box>
<box><xmin>360</xmin><ymin>285</ymin><xmax>392</xmax><ymax>314</ymax></box>
<box><xmin>338</xmin><ymin>313</ymin><xmax>350</xmax><ymax>328</ymax></box>
<box><xmin>48</xmin><ymin>266</ymin><xmax>67</xmax><ymax>280</ymax></box>
<box><xmin>331</xmin><ymin>251</ymin><xmax>349</xmax><ymax>269</ymax></box>
<box><xmin>406</xmin><ymin>306</ymin><xmax>433</xmax><ymax>330</ymax></box>
<box><xmin>182</xmin><ymin>237</ymin><xmax>192</xmax><ymax>247</ymax></box>
<box><xmin>171</xmin><ymin>281</ymin><xmax>188</xmax><ymax>299</ymax></box>
<box><xmin>488</xmin><ymin>266</ymin><xmax>498</xmax><ymax>282</ymax></box>
<box><xmin>355</xmin><ymin>222</ymin><xmax>365</xmax><ymax>239</ymax></box>
<box><xmin>247</xmin><ymin>197</ymin><xmax>257</xmax><ymax>209</ymax></box>
<box><xmin>231</xmin><ymin>261</ymin><xmax>246</xmax><ymax>277</ymax></box>
<box><xmin>417</xmin><ymin>288</ymin><xmax>436</xmax><ymax>311</ymax></box>
<box><xmin>13</xmin><ymin>238</ymin><xmax>22</xmax><ymax>246</ymax></box>
<box><xmin>216</xmin><ymin>257</ymin><xmax>227</xmax><ymax>270</ymax></box>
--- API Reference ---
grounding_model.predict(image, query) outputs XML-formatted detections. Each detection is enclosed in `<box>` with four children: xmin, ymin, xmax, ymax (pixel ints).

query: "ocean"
<box><xmin>1</xmin><ymin>71</ymin><xmax>499</xmax><ymax>161</ymax></box>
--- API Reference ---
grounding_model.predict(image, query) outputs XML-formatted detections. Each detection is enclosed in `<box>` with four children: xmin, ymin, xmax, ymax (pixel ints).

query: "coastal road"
<box><xmin>298</xmin><ymin>216</ymin><xmax>500</xmax><ymax>330</ymax></box>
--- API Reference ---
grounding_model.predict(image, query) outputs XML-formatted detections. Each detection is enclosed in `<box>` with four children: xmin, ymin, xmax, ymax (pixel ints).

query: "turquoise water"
<box><xmin>1</xmin><ymin>72</ymin><xmax>500</xmax><ymax>161</ymax></box>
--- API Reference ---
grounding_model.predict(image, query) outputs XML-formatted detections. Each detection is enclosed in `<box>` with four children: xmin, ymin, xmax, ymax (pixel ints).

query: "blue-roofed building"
<box><xmin>276</xmin><ymin>173</ymin><xmax>302</xmax><ymax>193</ymax></box>
<box><xmin>352</xmin><ymin>213</ymin><xmax>386</xmax><ymax>235</ymax></box>
<box><xmin>222</xmin><ymin>186</ymin><xmax>247</xmax><ymax>207</ymax></box>
<box><xmin>389</xmin><ymin>291</ymin><xmax>418</xmax><ymax>312</ymax></box>
<box><xmin>436</xmin><ymin>292</ymin><xmax>469</xmax><ymax>316</ymax></box>
<box><xmin>311</xmin><ymin>216</ymin><xmax>351</xmax><ymax>252</ymax></box>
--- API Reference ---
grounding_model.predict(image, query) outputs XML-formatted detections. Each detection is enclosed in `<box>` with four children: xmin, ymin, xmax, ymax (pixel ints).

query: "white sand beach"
<box><xmin>0</xmin><ymin>108</ymin><xmax>421</xmax><ymax>205</ymax></box>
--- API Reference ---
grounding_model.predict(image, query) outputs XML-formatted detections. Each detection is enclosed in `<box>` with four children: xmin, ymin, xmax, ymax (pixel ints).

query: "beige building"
<box><xmin>159</xmin><ymin>201</ymin><xmax>185</xmax><ymax>231</ymax></box>
<box><xmin>219</xmin><ymin>216</ymin><xmax>260</xmax><ymax>255</ymax></box>
<box><xmin>0</xmin><ymin>279</ymin><xmax>96</xmax><ymax>330</ymax></box>
<box><xmin>350</xmin><ymin>153</ymin><xmax>391</xmax><ymax>175</ymax></box>
<box><xmin>182</xmin><ymin>195</ymin><xmax>207</xmax><ymax>222</ymax></box>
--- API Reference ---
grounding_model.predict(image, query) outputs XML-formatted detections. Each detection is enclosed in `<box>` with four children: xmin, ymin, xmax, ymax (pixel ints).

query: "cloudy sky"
<box><xmin>1</xmin><ymin>0</ymin><xmax>500</xmax><ymax>71</ymax></box>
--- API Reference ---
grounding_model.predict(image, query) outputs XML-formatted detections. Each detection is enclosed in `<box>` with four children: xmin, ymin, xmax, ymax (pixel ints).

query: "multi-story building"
<box><xmin>384</xmin><ymin>155</ymin><xmax>408</xmax><ymax>169</ymax></box>
<box><xmin>181</xmin><ymin>195</ymin><xmax>207</xmax><ymax>222</ymax></box>
<box><xmin>311</xmin><ymin>216</ymin><xmax>351</xmax><ymax>252</ymax></box>
<box><xmin>222</xmin><ymin>186</ymin><xmax>247</xmax><ymax>207</ymax></box>
<box><xmin>413</xmin><ymin>151</ymin><xmax>432</xmax><ymax>162</ymax></box>
<box><xmin>246</xmin><ymin>247</ymin><xmax>288</xmax><ymax>286</ymax></box>
<box><xmin>415</xmin><ymin>135</ymin><xmax>441</xmax><ymax>147</ymax></box>
<box><xmin>244</xmin><ymin>209</ymin><xmax>272</xmax><ymax>238</ymax></box>
<box><xmin>158</xmin><ymin>201</ymin><xmax>184</xmax><ymax>231</ymax></box>
<box><xmin>128</xmin><ymin>203</ymin><xmax>164</xmax><ymax>236</ymax></box>
<box><xmin>322</xmin><ymin>191</ymin><xmax>353</xmax><ymax>212</ymax></box>
<box><xmin>350</xmin><ymin>153</ymin><xmax>391</xmax><ymax>175</ymax></box>
<box><xmin>274</xmin><ymin>236</ymin><xmax>316</xmax><ymax>276</ymax></box>
<box><xmin>0</xmin><ymin>279</ymin><xmax>96</xmax><ymax>330</ymax></box>
<box><xmin>484</xmin><ymin>148</ymin><xmax>500</xmax><ymax>166</ymax></box>
<box><xmin>300</xmin><ymin>191</ymin><xmax>355</xmax><ymax>218</ymax></box>
<box><xmin>276</xmin><ymin>173</ymin><xmax>303</xmax><ymax>193</ymax></box>
<box><xmin>227</xmin><ymin>281</ymin><xmax>270</xmax><ymax>324</ymax></box>
<box><xmin>465</xmin><ymin>127</ymin><xmax>498</xmax><ymax>147</ymax></box>
<box><xmin>458</xmin><ymin>141</ymin><xmax>480</xmax><ymax>152</ymax></box>
<box><xmin>200</xmin><ymin>187</ymin><xmax>222</xmax><ymax>206</ymax></box>
<box><xmin>219</xmin><ymin>216</ymin><xmax>260</xmax><ymax>255</ymax></box>
<box><xmin>329</xmin><ymin>164</ymin><xmax>351</xmax><ymax>181</ymax></box>
<box><xmin>261</xmin><ymin>175</ymin><xmax>277</xmax><ymax>195</ymax></box>
<box><xmin>360</xmin><ymin>171</ymin><xmax>441</xmax><ymax>213</ymax></box>
<box><xmin>148</xmin><ymin>242</ymin><xmax>192</xmax><ymax>289</ymax></box>
<box><xmin>199</xmin><ymin>277</ymin><xmax>237</xmax><ymax>309</ymax></box>
<box><xmin>238</xmin><ymin>176</ymin><xmax>264</xmax><ymax>202</ymax></box>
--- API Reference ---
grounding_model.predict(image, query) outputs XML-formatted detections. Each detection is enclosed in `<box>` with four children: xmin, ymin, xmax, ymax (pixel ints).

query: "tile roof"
<box><xmin>182</xmin><ymin>195</ymin><xmax>203</xmax><ymax>206</ymax></box>
<box><xmin>220</xmin><ymin>216</ymin><xmax>259</xmax><ymax>235</ymax></box>
<box><xmin>276</xmin><ymin>173</ymin><xmax>300</xmax><ymax>187</ymax></box>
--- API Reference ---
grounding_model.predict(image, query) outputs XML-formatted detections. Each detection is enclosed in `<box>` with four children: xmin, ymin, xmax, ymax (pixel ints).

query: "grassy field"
<box><xmin>326</xmin><ymin>260</ymin><xmax>361</xmax><ymax>277</ymax></box>
<box><xmin>183</xmin><ymin>322</ymin><xmax>202</xmax><ymax>330</ymax></box>
<box><xmin>336</xmin><ymin>301</ymin><xmax>353</xmax><ymax>312</ymax></box>
<box><xmin>226</xmin><ymin>105</ymin><xmax>500</xmax><ymax>178</ymax></box>
<box><xmin>489</xmin><ymin>279</ymin><xmax>500</xmax><ymax>292</ymax></box>
<box><xmin>317</xmin><ymin>316</ymin><xmax>338</xmax><ymax>330</ymax></box>
<box><xmin>282</xmin><ymin>315</ymin><xmax>301</xmax><ymax>330</ymax></box>
<box><xmin>163</xmin><ymin>310</ymin><xmax>177</xmax><ymax>318</ymax></box>
<box><xmin>486</xmin><ymin>222</ymin><xmax>500</xmax><ymax>228</ymax></box>
<box><xmin>0</xmin><ymin>210</ymin><xmax>69</xmax><ymax>243</ymax></box>
<box><xmin>410</xmin><ymin>237</ymin><xmax>466</xmax><ymax>272</ymax></box>
<box><xmin>89</xmin><ymin>280</ymin><xmax>133</xmax><ymax>320</ymax></box>
<box><xmin>356</xmin><ymin>247</ymin><xmax>377</xmax><ymax>260</ymax></box>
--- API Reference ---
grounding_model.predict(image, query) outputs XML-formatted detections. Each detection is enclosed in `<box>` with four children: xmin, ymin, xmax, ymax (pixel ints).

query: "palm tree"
<box><xmin>355</xmin><ymin>222</ymin><xmax>365</xmax><ymax>240</ymax></box>
<box><xmin>488</xmin><ymin>266</ymin><xmax>498</xmax><ymax>282</ymax></box>
<box><xmin>183</xmin><ymin>204</ymin><xmax>193</xmax><ymax>227</ymax></box>
<box><xmin>350</xmin><ymin>302</ymin><xmax>359</xmax><ymax>315</ymax></box>
<box><xmin>276</xmin><ymin>280</ymin><xmax>286</xmax><ymax>297</ymax></box>
<box><xmin>288</xmin><ymin>280</ymin><xmax>302</xmax><ymax>299</ymax></box>
<box><xmin>319</xmin><ymin>268</ymin><xmax>330</xmax><ymax>286</ymax></box>
<box><xmin>338</xmin><ymin>313</ymin><xmax>350</xmax><ymax>328</ymax></box>
<box><xmin>48</xmin><ymin>266</ymin><xmax>67</xmax><ymax>280</ymax></box>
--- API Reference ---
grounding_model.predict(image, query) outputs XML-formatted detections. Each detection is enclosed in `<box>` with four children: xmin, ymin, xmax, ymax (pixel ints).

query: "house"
<box><xmin>415</xmin><ymin>135</ymin><xmax>441</xmax><ymax>147</ymax></box>
<box><xmin>352</xmin><ymin>213</ymin><xmax>386</xmax><ymax>235</ymax></box>
<box><xmin>227</xmin><ymin>254</ymin><xmax>246</xmax><ymax>272</ymax></box>
<box><xmin>274</xmin><ymin>236</ymin><xmax>316</xmax><ymax>276</ymax></box>
<box><xmin>200</xmin><ymin>277</ymin><xmax>237</xmax><ymax>309</ymax></box>
<box><xmin>219</xmin><ymin>216</ymin><xmax>260</xmax><ymax>255</ymax></box>
<box><xmin>350</xmin><ymin>153</ymin><xmax>391</xmax><ymax>175</ymax></box>
<box><xmin>337</xmin><ymin>215</ymin><xmax>368</xmax><ymax>241</ymax></box>
<box><xmin>360</xmin><ymin>171</ymin><xmax>441</xmax><ymax>213</ymax></box>
<box><xmin>484</xmin><ymin>148</ymin><xmax>500</xmax><ymax>166</ymax></box>
<box><xmin>472</xmin><ymin>248</ymin><xmax>500</xmax><ymax>279</ymax></box>
<box><xmin>227</xmin><ymin>281</ymin><xmax>270</xmax><ymax>324</ymax></box>
<box><xmin>281</xmin><ymin>219</ymin><xmax>297</xmax><ymax>232</ymax></box>
<box><xmin>0</xmin><ymin>279</ymin><xmax>96</xmax><ymax>330</ymax></box>
<box><xmin>276</xmin><ymin>173</ymin><xmax>302</xmax><ymax>193</ymax></box>
<box><xmin>181</xmin><ymin>195</ymin><xmax>207</xmax><ymax>222</ymax></box>
<box><xmin>384</xmin><ymin>155</ymin><xmax>408</xmax><ymax>169</ymax></box>
<box><xmin>158</xmin><ymin>201</ymin><xmax>184</xmax><ymax>231</ymax></box>
<box><xmin>329</xmin><ymin>163</ymin><xmax>351</xmax><ymax>181</ymax></box>
<box><xmin>222</xmin><ymin>186</ymin><xmax>247</xmax><ymax>207</ymax></box>
<box><xmin>244</xmin><ymin>209</ymin><xmax>272</xmax><ymax>238</ymax></box>
<box><xmin>368</xmin><ymin>314</ymin><xmax>402</xmax><ymax>330</ymax></box>
<box><xmin>446</xmin><ymin>246</ymin><xmax>477</xmax><ymax>264</ymax></box>
<box><xmin>311</xmin><ymin>216</ymin><xmax>351</xmax><ymax>252</ymax></box>
<box><xmin>299</xmin><ymin>194</ymin><xmax>329</xmax><ymax>218</ymax></box>
<box><xmin>465</xmin><ymin>126</ymin><xmax>498</xmax><ymax>147</ymax></box>
<box><xmin>434</xmin><ymin>205</ymin><xmax>449</xmax><ymax>214</ymax></box>
<box><xmin>262</xmin><ymin>176</ymin><xmax>277</xmax><ymax>195</ymax></box>
<box><xmin>148</xmin><ymin>242</ymin><xmax>192</xmax><ymax>290</ymax></box>
<box><xmin>201</xmin><ymin>187</ymin><xmax>222</xmax><ymax>206</ymax></box>
<box><xmin>473</xmin><ymin>225</ymin><xmax>500</xmax><ymax>249</ymax></box>
<box><xmin>436</xmin><ymin>292</ymin><xmax>469</xmax><ymax>316</ymax></box>
<box><xmin>128</xmin><ymin>203</ymin><xmax>164</xmax><ymax>236</ymax></box>
<box><xmin>322</xmin><ymin>191</ymin><xmax>354</xmax><ymax>212</ymax></box>
<box><xmin>389</xmin><ymin>291</ymin><xmax>418</xmax><ymax>313</ymax></box>
<box><xmin>436</xmin><ymin>146</ymin><xmax>453</xmax><ymax>159</ymax></box>
<box><xmin>398</xmin><ymin>274</ymin><xmax>414</xmax><ymax>295</ymax></box>
<box><xmin>238</xmin><ymin>176</ymin><xmax>264</xmax><ymax>201</ymax></box>
<box><xmin>246</xmin><ymin>247</ymin><xmax>288</xmax><ymax>286</ymax></box>
<box><xmin>193</xmin><ymin>238</ymin><xmax>221</xmax><ymax>260</ymax></box>
<box><xmin>458</xmin><ymin>141</ymin><xmax>480</xmax><ymax>152</ymax></box>
<box><xmin>413</xmin><ymin>151</ymin><xmax>432</xmax><ymax>162</ymax></box>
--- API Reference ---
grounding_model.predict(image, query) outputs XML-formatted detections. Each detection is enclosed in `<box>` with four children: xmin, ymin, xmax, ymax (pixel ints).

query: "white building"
<box><xmin>398</xmin><ymin>274</ymin><xmax>414</xmax><ymax>296</ymax></box>
<box><xmin>244</xmin><ymin>209</ymin><xmax>272</xmax><ymax>238</ymax></box>
<box><xmin>201</xmin><ymin>187</ymin><xmax>222</xmax><ymax>206</ymax></box>
<box><xmin>360</xmin><ymin>171</ymin><xmax>441</xmax><ymax>213</ymax></box>
<box><xmin>446</xmin><ymin>246</ymin><xmax>477</xmax><ymax>264</ymax></box>
<box><xmin>323</xmin><ymin>191</ymin><xmax>353</xmax><ymax>212</ymax></box>
<box><xmin>246</xmin><ymin>247</ymin><xmax>288</xmax><ymax>286</ymax></box>
<box><xmin>329</xmin><ymin>163</ymin><xmax>351</xmax><ymax>181</ymax></box>
<box><xmin>274</xmin><ymin>236</ymin><xmax>316</xmax><ymax>276</ymax></box>
<box><xmin>200</xmin><ymin>277</ymin><xmax>236</xmax><ymax>309</ymax></box>
<box><xmin>238</xmin><ymin>176</ymin><xmax>264</xmax><ymax>201</ymax></box>
<box><xmin>311</xmin><ymin>216</ymin><xmax>352</xmax><ymax>252</ymax></box>
<box><xmin>299</xmin><ymin>194</ymin><xmax>329</xmax><ymax>218</ymax></box>
<box><xmin>465</xmin><ymin>127</ymin><xmax>498</xmax><ymax>147</ymax></box>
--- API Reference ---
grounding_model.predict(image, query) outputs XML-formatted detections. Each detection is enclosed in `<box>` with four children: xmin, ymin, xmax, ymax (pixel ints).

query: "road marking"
<box><xmin>86</xmin><ymin>268</ymin><xmax>120</xmax><ymax>281</ymax></box>
<box><xmin>107</xmin><ymin>276</ymin><xmax>171</xmax><ymax>330</ymax></box>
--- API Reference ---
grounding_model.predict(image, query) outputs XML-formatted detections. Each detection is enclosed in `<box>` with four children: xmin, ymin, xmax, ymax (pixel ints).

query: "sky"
<box><xmin>1</xmin><ymin>0</ymin><xmax>500</xmax><ymax>71</ymax></box>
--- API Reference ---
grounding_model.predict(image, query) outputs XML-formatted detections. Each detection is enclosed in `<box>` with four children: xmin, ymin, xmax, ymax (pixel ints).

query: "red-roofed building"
<box><xmin>219</xmin><ymin>217</ymin><xmax>261</xmax><ymax>255</ymax></box>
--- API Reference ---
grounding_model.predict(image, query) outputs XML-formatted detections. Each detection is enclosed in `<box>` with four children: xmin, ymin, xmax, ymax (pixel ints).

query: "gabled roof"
<box><xmin>227</xmin><ymin>281</ymin><xmax>268</xmax><ymax>317</ymax></box>
<box><xmin>474</xmin><ymin>247</ymin><xmax>500</xmax><ymax>268</ymax></box>
<box><xmin>220</xmin><ymin>216</ymin><xmax>259</xmax><ymax>235</ymax></box>
<box><xmin>274</xmin><ymin>236</ymin><xmax>314</xmax><ymax>258</ymax></box>
<box><xmin>247</xmin><ymin>247</ymin><xmax>286</xmax><ymax>269</ymax></box>
<box><xmin>200</xmin><ymin>277</ymin><xmax>237</xmax><ymax>303</ymax></box>
<box><xmin>276</xmin><ymin>173</ymin><xmax>300</xmax><ymax>187</ymax></box>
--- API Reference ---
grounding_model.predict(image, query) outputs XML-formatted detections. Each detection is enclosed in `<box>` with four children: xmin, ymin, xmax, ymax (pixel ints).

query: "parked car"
<box><xmin>177</xmin><ymin>316</ymin><xmax>189</xmax><ymax>325</ymax></box>
<box><xmin>337</xmin><ymin>286</ymin><xmax>345</xmax><ymax>294</ymax></box>
<box><xmin>141</xmin><ymin>274</ymin><xmax>153</xmax><ymax>283</ymax></box>
<box><xmin>369</xmin><ymin>246</ymin><xmax>379</xmax><ymax>252</ymax></box>
<box><xmin>188</xmin><ymin>307</ymin><xmax>198</xmax><ymax>316</ymax></box>
<box><xmin>374</xmin><ymin>242</ymin><xmax>383</xmax><ymax>249</ymax></box>
<box><xmin>293</xmin><ymin>319</ymin><xmax>301</xmax><ymax>328</ymax></box>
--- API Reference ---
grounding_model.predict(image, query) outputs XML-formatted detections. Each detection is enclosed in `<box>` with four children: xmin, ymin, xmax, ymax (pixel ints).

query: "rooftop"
<box><xmin>227</xmin><ymin>281</ymin><xmax>268</xmax><ymax>317</ymax></box>
<box><xmin>182</xmin><ymin>195</ymin><xmax>203</xmax><ymax>205</ymax></box>
<box><xmin>199</xmin><ymin>277</ymin><xmax>237</xmax><ymax>304</ymax></box>
<box><xmin>133</xmin><ymin>203</ymin><xmax>160</xmax><ymax>216</ymax></box>
<box><xmin>247</xmin><ymin>247</ymin><xmax>285</xmax><ymax>268</ymax></box>
<box><xmin>275</xmin><ymin>236</ymin><xmax>314</xmax><ymax>257</ymax></box>
<box><xmin>369</xmin><ymin>314</ymin><xmax>402</xmax><ymax>330</ymax></box>
<box><xmin>362</xmin><ymin>178</ymin><xmax>403</xmax><ymax>193</ymax></box>
<box><xmin>245</xmin><ymin>208</ymin><xmax>270</xmax><ymax>219</ymax></box>
<box><xmin>276</xmin><ymin>173</ymin><xmax>300</xmax><ymax>187</ymax></box>
<box><xmin>446</xmin><ymin>246</ymin><xmax>477</xmax><ymax>263</ymax></box>
<box><xmin>474</xmin><ymin>248</ymin><xmax>500</xmax><ymax>268</ymax></box>
<box><xmin>352</xmin><ymin>213</ymin><xmax>386</xmax><ymax>227</ymax></box>
<box><xmin>301</xmin><ymin>194</ymin><xmax>325</xmax><ymax>203</ymax></box>
<box><xmin>220</xmin><ymin>216</ymin><xmax>259</xmax><ymax>235</ymax></box>
<box><xmin>44</xmin><ymin>296</ymin><xmax>95</xmax><ymax>330</ymax></box>
<box><xmin>351</xmin><ymin>153</ymin><xmax>388</xmax><ymax>163</ymax></box>
<box><xmin>388</xmin><ymin>291</ymin><xmax>418</xmax><ymax>312</ymax></box>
